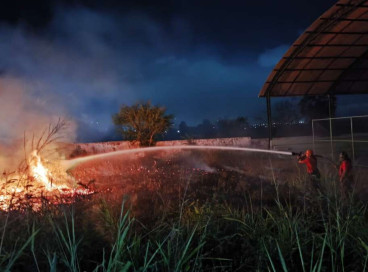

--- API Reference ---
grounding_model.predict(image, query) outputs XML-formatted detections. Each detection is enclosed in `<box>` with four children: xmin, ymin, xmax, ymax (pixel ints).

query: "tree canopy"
<box><xmin>113</xmin><ymin>102</ymin><xmax>173</xmax><ymax>146</ymax></box>
<box><xmin>298</xmin><ymin>95</ymin><xmax>336</xmax><ymax>122</ymax></box>
<box><xmin>274</xmin><ymin>100</ymin><xmax>300</xmax><ymax>124</ymax></box>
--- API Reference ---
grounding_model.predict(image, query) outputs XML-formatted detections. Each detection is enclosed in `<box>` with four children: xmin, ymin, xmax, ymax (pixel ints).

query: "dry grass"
<box><xmin>0</xmin><ymin>149</ymin><xmax>368</xmax><ymax>271</ymax></box>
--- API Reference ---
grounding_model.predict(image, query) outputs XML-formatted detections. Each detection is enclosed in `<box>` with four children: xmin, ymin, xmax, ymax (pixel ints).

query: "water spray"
<box><xmin>62</xmin><ymin>145</ymin><xmax>293</xmax><ymax>171</ymax></box>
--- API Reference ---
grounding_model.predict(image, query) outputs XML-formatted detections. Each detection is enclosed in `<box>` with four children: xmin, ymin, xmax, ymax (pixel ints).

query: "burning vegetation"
<box><xmin>0</xmin><ymin>119</ymin><xmax>94</xmax><ymax>211</ymax></box>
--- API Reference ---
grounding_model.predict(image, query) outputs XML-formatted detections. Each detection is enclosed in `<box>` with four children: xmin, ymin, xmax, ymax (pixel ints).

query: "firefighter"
<box><xmin>297</xmin><ymin>149</ymin><xmax>321</xmax><ymax>192</ymax></box>
<box><xmin>337</xmin><ymin>151</ymin><xmax>353</xmax><ymax>200</ymax></box>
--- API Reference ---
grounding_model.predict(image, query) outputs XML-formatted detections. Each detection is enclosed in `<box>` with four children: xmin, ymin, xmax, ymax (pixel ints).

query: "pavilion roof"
<box><xmin>259</xmin><ymin>0</ymin><xmax>368</xmax><ymax>97</ymax></box>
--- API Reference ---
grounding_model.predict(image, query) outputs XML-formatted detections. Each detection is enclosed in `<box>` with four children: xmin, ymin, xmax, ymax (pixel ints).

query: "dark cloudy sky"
<box><xmin>0</xmin><ymin>0</ymin><xmax>339</xmax><ymax>141</ymax></box>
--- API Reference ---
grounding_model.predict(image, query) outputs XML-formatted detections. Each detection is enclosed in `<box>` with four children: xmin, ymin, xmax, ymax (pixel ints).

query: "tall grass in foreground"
<box><xmin>1</xmin><ymin>174</ymin><xmax>368</xmax><ymax>271</ymax></box>
<box><xmin>0</xmin><ymin>211</ymin><xmax>39</xmax><ymax>271</ymax></box>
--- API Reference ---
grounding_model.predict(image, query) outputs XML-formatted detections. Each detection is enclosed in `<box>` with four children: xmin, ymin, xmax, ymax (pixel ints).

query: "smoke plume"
<box><xmin>0</xmin><ymin>76</ymin><xmax>76</xmax><ymax>171</ymax></box>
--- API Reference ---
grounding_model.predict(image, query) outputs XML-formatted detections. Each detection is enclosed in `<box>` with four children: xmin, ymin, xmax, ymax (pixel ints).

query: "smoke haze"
<box><xmin>0</xmin><ymin>77</ymin><xmax>76</xmax><ymax>170</ymax></box>
<box><xmin>1</xmin><ymin>0</ymin><xmax>360</xmax><ymax>152</ymax></box>
<box><xmin>0</xmin><ymin>5</ymin><xmax>276</xmax><ymax>144</ymax></box>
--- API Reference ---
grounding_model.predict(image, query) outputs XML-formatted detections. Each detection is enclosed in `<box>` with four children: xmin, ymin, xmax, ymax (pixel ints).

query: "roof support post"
<box><xmin>328</xmin><ymin>94</ymin><xmax>334</xmax><ymax>160</ymax></box>
<box><xmin>266</xmin><ymin>92</ymin><xmax>272</xmax><ymax>150</ymax></box>
<box><xmin>350</xmin><ymin>117</ymin><xmax>355</xmax><ymax>162</ymax></box>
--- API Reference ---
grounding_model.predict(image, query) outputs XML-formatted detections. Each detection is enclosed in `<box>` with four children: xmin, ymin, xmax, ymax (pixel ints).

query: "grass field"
<box><xmin>1</xmin><ymin>149</ymin><xmax>368</xmax><ymax>271</ymax></box>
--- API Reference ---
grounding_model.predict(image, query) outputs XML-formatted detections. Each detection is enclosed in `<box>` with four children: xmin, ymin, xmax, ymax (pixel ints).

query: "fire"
<box><xmin>29</xmin><ymin>150</ymin><xmax>68</xmax><ymax>191</ymax></box>
<box><xmin>29</xmin><ymin>150</ymin><xmax>53</xmax><ymax>190</ymax></box>
<box><xmin>0</xmin><ymin>150</ymin><xmax>94</xmax><ymax>211</ymax></box>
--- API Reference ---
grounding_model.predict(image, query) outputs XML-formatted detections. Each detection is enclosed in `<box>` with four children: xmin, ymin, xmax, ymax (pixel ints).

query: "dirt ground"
<box><xmin>69</xmin><ymin>149</ymin><xmax>368</xmax><ymax>221</ymax></box>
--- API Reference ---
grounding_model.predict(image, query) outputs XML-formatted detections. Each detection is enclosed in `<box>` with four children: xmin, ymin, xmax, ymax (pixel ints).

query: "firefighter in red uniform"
<box><xmin>337</xmin><ymin>151</ymin><xmax>353</xmax><ymax>200</ymax></box>
<box><xmin>297</xmin><ymin>149</ymin><xmax>321</xmax><ymax>192</ymax></box>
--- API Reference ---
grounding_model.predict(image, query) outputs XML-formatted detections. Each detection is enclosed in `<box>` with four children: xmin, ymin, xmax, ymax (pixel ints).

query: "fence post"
<box><xmin>350</xmin><ymin>117</ymin><xmax>355</xmax><ymax>162</ymax></box>
<box><xmin>312</xmin><ymin>120</ymin><xmax>315</xmax><ymax>152</ymax></box>
<box><xmin>266</xmin><ymin>93</ymin><xmax>272</xmax><ymax>150</ymax></box>
<box><xmin>329</xmin><ymin>119</ymin><xmax>334</xmax><ymax>160</ymax></box>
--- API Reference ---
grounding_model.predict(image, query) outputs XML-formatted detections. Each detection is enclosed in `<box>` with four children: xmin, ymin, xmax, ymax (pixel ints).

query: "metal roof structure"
<box><xmin>259</xmin><ymin>0</ymin><xmax>368</xmax><ymax>98</ymax></box>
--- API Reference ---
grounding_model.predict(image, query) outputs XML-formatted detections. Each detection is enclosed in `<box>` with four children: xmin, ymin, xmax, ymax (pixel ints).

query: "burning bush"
<box><xmin>0</xmin><ymin>119</ymin><xmax>94</xmax><ymax>211</ymax></box>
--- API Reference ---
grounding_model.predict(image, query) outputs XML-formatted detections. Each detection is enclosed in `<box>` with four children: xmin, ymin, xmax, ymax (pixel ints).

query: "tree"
<box><xmin>197</xmin><ymin>119</ymin><xmax>216</xmax><ymax>138</ymax></box>
<box><xmin>112</xmin><ymin>102</ymin><xmax>173</xmax><ymax>146</ymax></box>
<box><xmin>299</xmin><ymin>95</ymin><xmax>336</xmax><ymax>122</ymax></box>
<box><xmin>178</xmin><ymin>121</ymin><xmax>190</xmax><ymax>138</ymax></box>
<box><xmin>217</xmin><ymin>116</ymin><xmax>249</xmax><ymax>137</ymax></box>
<box><xmin>274</xmin><ymin>100</ymin><xmax>300</xmax><ymax>124</ymax></box>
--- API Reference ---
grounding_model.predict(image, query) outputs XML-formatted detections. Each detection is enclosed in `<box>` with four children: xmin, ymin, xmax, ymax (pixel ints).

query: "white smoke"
<box><xmin>0</xmin><ymin>76</ymin><xmax>76</xmax><ymax>171</ymax></box>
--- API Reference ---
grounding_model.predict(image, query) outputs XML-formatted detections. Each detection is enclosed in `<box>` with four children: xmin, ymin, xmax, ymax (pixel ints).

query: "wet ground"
<box><xmin>70</xmin><ymin>149</ymin><xmax>368</xmax><ymax>207</ymax></box>
<box><xmin>69</xmin><ymin>150</ymin><xmax>313</xmax><ymax>220</ymax></box>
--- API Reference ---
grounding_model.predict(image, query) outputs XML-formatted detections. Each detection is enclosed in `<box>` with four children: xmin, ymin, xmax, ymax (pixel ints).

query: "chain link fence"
<box><xmin>312</xmin><ymin>115</ymin><xmax>368</xmax><ymax>166</ymax></box>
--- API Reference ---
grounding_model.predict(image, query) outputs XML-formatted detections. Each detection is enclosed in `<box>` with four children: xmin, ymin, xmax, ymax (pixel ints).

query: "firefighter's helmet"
<box><xmin>305</xmin><ymin>149</ymin><xmax>313</xmax><ymax>157</ymax></box>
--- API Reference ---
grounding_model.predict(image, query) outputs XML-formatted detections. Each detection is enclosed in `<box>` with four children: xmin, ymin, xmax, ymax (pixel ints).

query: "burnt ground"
<box><xmin>69</xmin><ymin>149</ymin><xmax>368</xmax><ymax>223</ymax></box>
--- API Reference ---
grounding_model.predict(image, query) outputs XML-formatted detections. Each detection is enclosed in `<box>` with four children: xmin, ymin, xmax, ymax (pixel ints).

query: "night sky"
<box><xmin>0</xmin><ymin>0</ymin><xmax>339</xmax><ymax>141</ymax></box>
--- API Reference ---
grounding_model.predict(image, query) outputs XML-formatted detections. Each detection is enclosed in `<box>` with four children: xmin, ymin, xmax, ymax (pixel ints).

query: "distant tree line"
<box><xmin>111</xmin><ymin>96</ymin><xmax>338</xmax><ymax>144</ymax></box>
<box><xmin>272</xmin><ymin>95</ymin><xmax>336</xmax><ymax>124</ymax></box>
<box><xmin>174</xmin><ymin>117</ymin><xmax>250</xmax><ymax>140</ymax></box>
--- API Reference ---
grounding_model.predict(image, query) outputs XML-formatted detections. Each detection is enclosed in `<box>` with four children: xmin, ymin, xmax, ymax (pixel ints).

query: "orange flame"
<box><xmin>29</xmin><ymin>150</ymin><xmax>68</xmax><ymax>191</ymax></box>
<box><xmin>0</xmin><ymin>150</ymin><xmax>94</xmax><ymax>211</ymax></box>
